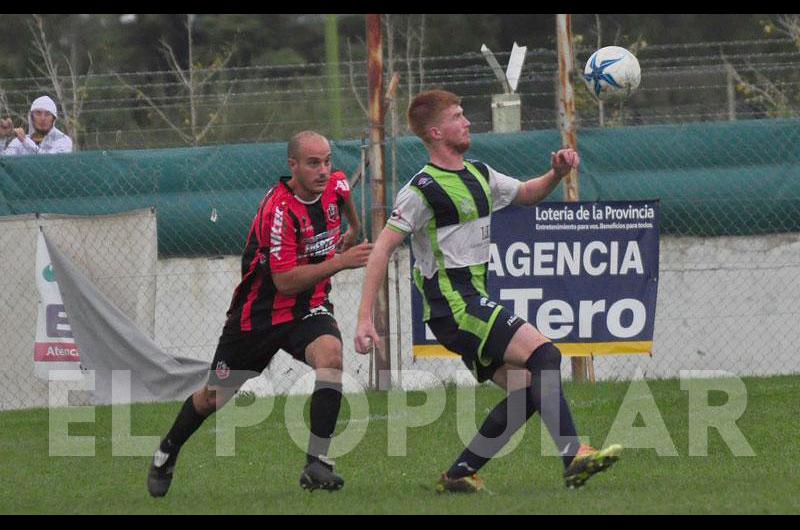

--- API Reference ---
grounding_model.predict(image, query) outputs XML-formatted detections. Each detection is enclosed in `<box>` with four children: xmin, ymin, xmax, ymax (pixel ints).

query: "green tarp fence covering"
<box><xmin>2</xmin><ymin>118</ymin><xmax>798</xmax><ymax>257</ymax></box>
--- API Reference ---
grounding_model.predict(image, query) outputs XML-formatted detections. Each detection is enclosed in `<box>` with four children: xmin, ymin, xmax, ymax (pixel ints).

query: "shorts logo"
<box><xmin>327</xmin><ymin>203</ymin><xmax>339</xmax><ymax>222</ymax></box>
<box><xmin>479</xmin><ymin>297</ymin><xmax>497</xmax><ymax>309</ymax></box>
<box><xmin>302</xmin><ymin>306</ymin><xmax>332</xmax><ymax>320</ymax></box>
<box><xmin>506</xmin><ymin>315</ymin><xmax>519</xmax><ymax>327</ymax></box>
<box><xmin>215</xmin><ymin>360</ymin><xmax>230</xmax><ymax>380</ymax></box>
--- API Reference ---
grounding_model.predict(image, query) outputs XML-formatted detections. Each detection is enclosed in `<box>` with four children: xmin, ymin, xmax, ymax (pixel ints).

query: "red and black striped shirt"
<box><xmin>223</xmin><ymin>171</ymin><xmax>351</xmax><ymax>334</ymax></box>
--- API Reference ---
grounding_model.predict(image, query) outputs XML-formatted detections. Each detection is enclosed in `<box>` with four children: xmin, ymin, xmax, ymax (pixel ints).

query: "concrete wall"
<box><xmin>0</xmin><ymin>211</ymin><xmax>157</xmax><ymax>410</ymax></box>
<box><xmin>3</xmin><ymin>221</ymin><xmax>798</xmax><ymax>410</ymax></box>
<box><xmin>153</xmin><ymin>233</ymin><xmax>800</xmax><ymax>393</ymax></box>
<box><xmin>152</xmin><ymin>249</ymin><xmax>469</xmax><ymax>396</ymax></box>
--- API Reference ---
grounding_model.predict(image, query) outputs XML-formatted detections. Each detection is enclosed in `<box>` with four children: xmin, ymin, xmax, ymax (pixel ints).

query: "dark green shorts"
<box><xmin>426</xmin><ymin>296</ymin><xmax>525</xmax><ymax>383</ymax></box>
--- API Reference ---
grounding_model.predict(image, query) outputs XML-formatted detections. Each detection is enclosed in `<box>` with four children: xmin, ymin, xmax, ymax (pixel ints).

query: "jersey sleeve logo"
<box><xmin>335</xmin><ymin>178</ymin><xmax>350</xmax><ymax>194</ymax></box>
<box><xmin>270</xmin><ymin>204</ymin><xmax>286</xmax><ymax>258</ymax></box>
<box><xmin>416</xmin><ymin>176</ymin><xmax>432</xmax><ymax>188</ymax></box>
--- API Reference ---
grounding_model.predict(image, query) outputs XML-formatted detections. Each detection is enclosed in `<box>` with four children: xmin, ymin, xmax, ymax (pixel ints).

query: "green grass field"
<box><xmin>1</xmin><ymin>375</ymin><xmax>799</xmax><ymax>514</ymax></box>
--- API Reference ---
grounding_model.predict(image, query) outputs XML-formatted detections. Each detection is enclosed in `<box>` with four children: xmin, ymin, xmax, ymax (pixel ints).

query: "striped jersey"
<box><xmin>223</xmin><ymin>171</ymin><xmax>351</xmax><ymax>334</ymax></box>
<box><xmin>386</xmin><ymin>160</ymin><xmax>521</xmax><ymax>321</ymax></box>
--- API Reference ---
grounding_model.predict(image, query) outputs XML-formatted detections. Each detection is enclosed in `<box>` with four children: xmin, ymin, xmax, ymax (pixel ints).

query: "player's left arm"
<box><xmin>512</xmin><ymin>148</ymin><xmax>580</xmax><ymax>207</ymax></box>
<box><xmin>340</xmin><ymin>193</ymin><xmax>360</xmax><ymax>252</ymax></box>
<box><xmin>333</xmin><ymin>171</ymin><xmax>360</xmax><ymax>252</ymax></box>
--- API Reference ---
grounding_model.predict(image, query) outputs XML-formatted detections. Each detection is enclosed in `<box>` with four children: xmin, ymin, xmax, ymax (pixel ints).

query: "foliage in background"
<box><xmin>0</xmin><ymin>14</ymin><xmax>779</xmax><ymax>149</ymax></box>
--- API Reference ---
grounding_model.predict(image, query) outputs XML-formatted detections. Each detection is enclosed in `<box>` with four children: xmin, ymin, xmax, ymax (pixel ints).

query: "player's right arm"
<box><xmin>354</xmin><ymin>227</ymin><xmax>406</xmax><ymax>353</ymax></box>
<box><xmin>512</xmin><ymin>148</ymin><xmax>580</xmax><ymax>206</ymax></box>
<box><xmin>355</xmin><ymin>182</ymin><xmax>429</xmax><ymax>354</ymax></box>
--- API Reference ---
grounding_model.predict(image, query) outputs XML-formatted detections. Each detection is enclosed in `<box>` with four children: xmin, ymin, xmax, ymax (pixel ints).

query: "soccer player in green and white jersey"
<box><xmin>354</xmin><ymin>90</ymin><xmax>622</xmax><ymax>492</ymax></box>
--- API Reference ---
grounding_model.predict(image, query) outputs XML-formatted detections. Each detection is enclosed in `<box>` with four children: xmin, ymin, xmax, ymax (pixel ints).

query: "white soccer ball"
<box><xmin>583</xmin><ymin>46</ymin><xmax>641</xmax><ymax>100</ymax></box>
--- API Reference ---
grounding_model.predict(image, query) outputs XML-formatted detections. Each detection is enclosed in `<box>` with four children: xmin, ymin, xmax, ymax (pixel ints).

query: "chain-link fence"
<box><xmin>0</xmin><ymin>211</ymin><xmax>159</xmax><ymax>410</ymax></box>
<box><xmin>3</xmin><ymin>37</ymin><xmax>800</xmax><ymax>149</ymax></box>
<box><xmin>2</xmin><ymin>114</ymin><xmax>800</xmax><ymax>411</ymax></box>
<box><xmin>390</xmin><ymin>117</ymin><xmax>800</xmax><ymax>385</ymax></box>
<box><xmin>2</xmin><ymin>38</ymin><xmax>800</xmax><ymax>410</ymax></box>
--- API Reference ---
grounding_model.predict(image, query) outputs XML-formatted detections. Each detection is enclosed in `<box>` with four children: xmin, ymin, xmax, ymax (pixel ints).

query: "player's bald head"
<box><xmin>288</xmin><ymin>130</ymin><xmax>329</xmax><ymax>161</ymax></box>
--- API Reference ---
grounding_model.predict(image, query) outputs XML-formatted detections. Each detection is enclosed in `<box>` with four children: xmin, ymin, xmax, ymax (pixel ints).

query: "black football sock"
<box><xmin>446</xmin><ymin>386</ymin><xmax>537</xmax><ymax>479</ymax></box>
<box><xmin>160</xmin><ymin>395</ymin><xmax>209</xmax><ymax>453</ymax></box>
<box><xmin>307</xmin><ymin>380</ymin><xmax>343</xmax><ymax>466</ymax></box>
<box><xmin>526</xmin><ymin>342</ymin><xmax>581</xmax><ymax>468</ymax></box>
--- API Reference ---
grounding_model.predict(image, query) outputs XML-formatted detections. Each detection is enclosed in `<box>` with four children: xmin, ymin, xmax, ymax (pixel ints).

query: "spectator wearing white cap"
<box><xmin>1</xmin><ymin>95</ymin><xmax>73</xmax><ymax>156</ymax></box>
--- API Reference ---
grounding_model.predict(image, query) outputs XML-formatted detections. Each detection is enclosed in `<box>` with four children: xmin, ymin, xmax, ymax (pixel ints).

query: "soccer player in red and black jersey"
<box><xmin>148</xmin><ymin>131</ymin><xmax>373</xmax><ymax>497</ymax></box>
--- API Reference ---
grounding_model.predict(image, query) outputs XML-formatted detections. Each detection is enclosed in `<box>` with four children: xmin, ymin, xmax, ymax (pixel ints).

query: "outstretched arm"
<box><xmin>512</xmin><ymin>148</ymin><xmax>580</xmax><ymax>206</ymax></box>
<box><xmin>273</xmin><ymin>240</ymin><xmax>373</xmax><ymax>296</ymax></box>
<box><xmin>354</xmin><ymin>227</ymin><xmax>407</xmax><ymax>353</ymax></box>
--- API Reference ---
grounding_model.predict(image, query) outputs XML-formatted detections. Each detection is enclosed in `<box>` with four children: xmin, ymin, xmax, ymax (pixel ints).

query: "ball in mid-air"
<box><xmin>583</xmin><ymin>46</ymin><xmax>641</xmax><ymax>100</ymax></box>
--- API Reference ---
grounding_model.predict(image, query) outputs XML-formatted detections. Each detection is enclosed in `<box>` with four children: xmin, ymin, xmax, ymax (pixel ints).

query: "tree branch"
<box><xmin>198</xmin><ymin>40</ymin><xmax>237</xmax><ymax>87</ymax></box>
<box><xmin>195</xmin><ymin>85</ymin><xmax>235</xmax><ymax>144</ymax></box>
<box><xmin>115</xmin><ymin>73</ymin><xmax>193</xmax><ymax>144</ymax></box>
<box><xmin>255</xmin><ymin>110</ymin><xmax>277</xmax><ymax>141</ymax></box>
<box><xmin>418</xmin><ymin>14</ymin><xmax>425</xmax><ymax>91</ymax></box>
<box><xmin>346</xmin><ymin>37</ymin><xmax>368</xmax><ymax>117</ymax></box>
<box><xmin>723</xmin><ymin>49</ymin><xmax>795</xmax><ymax>116</ymax></box>
<box><xmin>29</xmin><ymin>14</ymin><xmax>65</xmax><ymax>107</ymax></box>
<box><xmin>160</xmin><ymin>39</ymin><xmax>191</xmax><ymax>89</ymax></box>
<box><xmin>406</xmin><ymin>18</ymin><xmax>415</xmax><ymax>100</ymax></box>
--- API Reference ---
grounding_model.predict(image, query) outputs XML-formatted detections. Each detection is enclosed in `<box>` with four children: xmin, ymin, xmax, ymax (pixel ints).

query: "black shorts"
<box><xmin>427</xmin><ymin>296</ymin><xmax>525</xmax><ymax>383</ymax></box>
<box><xmin>207</xmin><ymin>308</ymin><xmax>342</xmax><ymax>388</ymax></box>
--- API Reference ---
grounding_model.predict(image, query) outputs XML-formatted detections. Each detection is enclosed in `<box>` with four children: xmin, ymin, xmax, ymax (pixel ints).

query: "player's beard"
<box><xmin>448</xmin><ymin>136</ymin><xmax>471</xmax><ymax>154</ymax></box>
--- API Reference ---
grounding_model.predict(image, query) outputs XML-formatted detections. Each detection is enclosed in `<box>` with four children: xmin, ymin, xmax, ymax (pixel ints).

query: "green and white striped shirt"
<box><xmin>387</xmin><ymin>160</ymin><xmax>521</xmax><ymax>320</ymax></box>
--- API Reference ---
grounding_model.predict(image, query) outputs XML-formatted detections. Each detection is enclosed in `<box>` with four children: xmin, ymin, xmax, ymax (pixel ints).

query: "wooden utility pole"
<box><xmin>556</xmin><ymin>13</ymin><xmax>591</xmax><ymax>383</ymax></box>
<box><xmin>366</xmin><ymin>14</ymin><xmax>391</xmax><ymax>390</ymax></box>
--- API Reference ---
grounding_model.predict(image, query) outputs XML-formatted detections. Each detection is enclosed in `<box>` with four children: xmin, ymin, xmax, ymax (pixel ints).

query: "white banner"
<box><xmin>34</xmin><ymin>229</ymin><xmax>81</xmax><ymax>379</ymax></box>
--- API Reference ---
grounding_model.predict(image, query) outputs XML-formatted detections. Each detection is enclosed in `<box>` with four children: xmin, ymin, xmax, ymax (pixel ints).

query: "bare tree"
<box><xmin>346</xmin><ymin>36</ymin><xmax>369</xmax><ymax>118</ymax></box>
<box><xmin>383</xmin><ymin>15</ymin><xmax>426</xmax><ymax>134</ymax></box>
<box><xmin>774</xmin><ymin>14</ymin><xmax>800</xmax><ymax>39</ymax></box>
<box><xmin>418</xmin><ymin>15</ymin><xmax>426</xmax><ymax>91</ymax></box>
<box><xmin>722</xmin><ymin>15</ymin><xmax>800</xmax><ymax>118</ymax></box>
<box><xmin>343</xmin><ymin>15</ymin><xmax>427</xmax><ymax>138</ymax></box>
<box><xmin>27</xmin><ymin>14</ymin><xmax>93</xmax><ymax>150</ymax></box>
<box><xmin>116</xmin><ymin>14</ymin><xmax>237</xmax><ymax>146</ymax></box>
<box><xmin>725</xmin><ymin>52</ymin><xmax>795</xmax><ymax>117</ymax></box>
